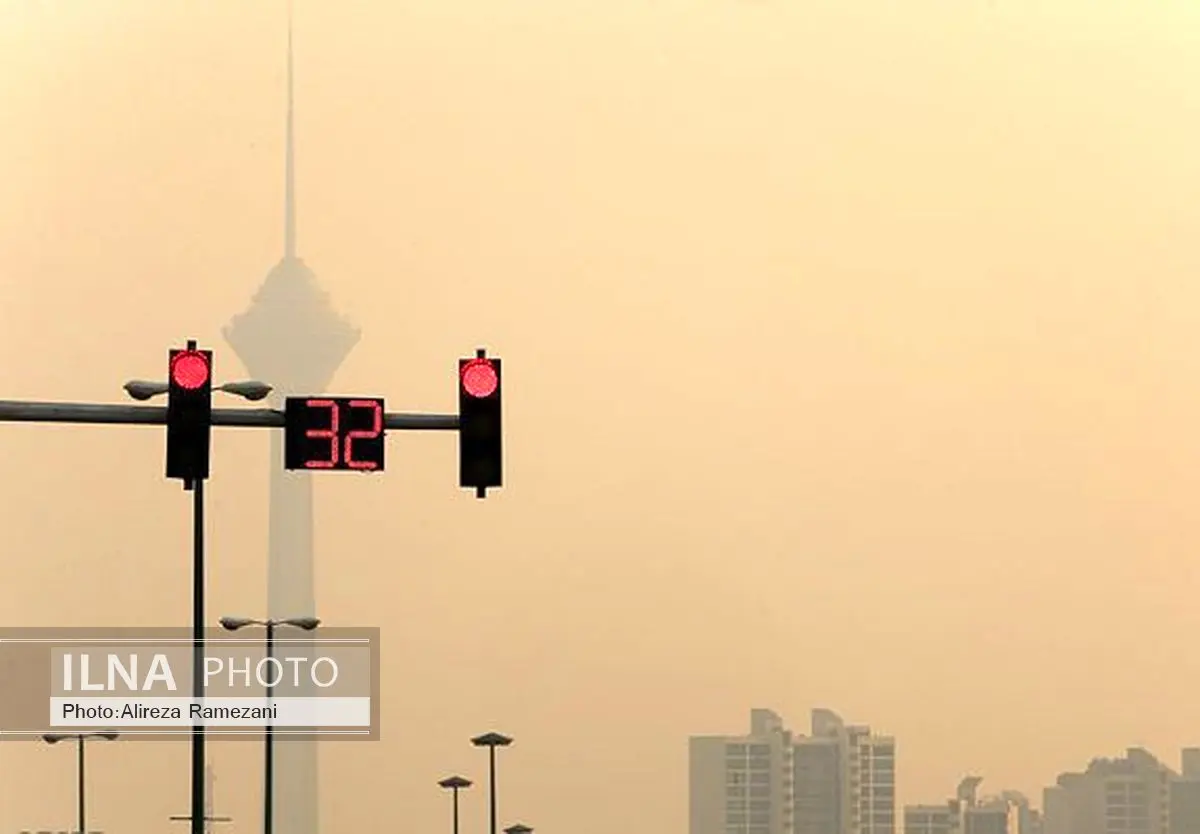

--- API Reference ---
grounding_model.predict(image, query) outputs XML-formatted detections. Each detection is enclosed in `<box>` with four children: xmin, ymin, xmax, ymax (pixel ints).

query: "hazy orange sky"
<box><xmin>3</xmin><ymin>1</ymin><xmax>1200</xmax><ymax>832</ymax></box>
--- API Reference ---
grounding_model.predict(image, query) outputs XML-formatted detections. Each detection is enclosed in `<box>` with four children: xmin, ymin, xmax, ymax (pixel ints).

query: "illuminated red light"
<box><xmin>171</xmin><ymin>351</ymin><xmax>210</xmax><ymax>390</ymax></box>
<box><xmin>461</xmin><ymin>359</ymin><xmax>498</xmax><ymax>398</ymax></box>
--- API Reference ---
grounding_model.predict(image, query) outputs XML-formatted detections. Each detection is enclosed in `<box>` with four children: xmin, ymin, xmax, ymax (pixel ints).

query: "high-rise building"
<box><xmin>691</xmin><ymin>708</ymin><xmax>894</xmax><ymax>834</ymax></box>
<box><xmin>793</xmin><ymin>733</ymin><xmax>842</xmax><ymax>834</ymax></box>
<box><xmin>690</xmin><ymin>709</ymin><xmax>795</xmax><ymax>834</ymax></box>
<box><xmin>1042</xmin><ymin>748</ymin><xmax>1174</xmax><ymax>834</ymax></box>
<box><xmin>794</xmin><ymin>708</ymin><xmax>897</xmax><ymax>834</ymax></box>
<box><xmin>792</xmin><ymin>705</ymin><xmax>897</xmax><ymax>834</ymax></box>
<box><xmin>1169</xmin><ymin>748</ymin><xmax>1200</xmax><ymax>834</ymax></box>
<box><xmin>844</xmin><ymin>721</ymin><xmax>896</xmax><ymax>834</ymax></box>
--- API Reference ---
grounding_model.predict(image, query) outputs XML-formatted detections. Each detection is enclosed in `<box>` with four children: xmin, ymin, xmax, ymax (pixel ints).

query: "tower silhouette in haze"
<box><xmin>223</xmin><ymin>6</ymin><xmax>359</xmax><ymax>834</ymax></box>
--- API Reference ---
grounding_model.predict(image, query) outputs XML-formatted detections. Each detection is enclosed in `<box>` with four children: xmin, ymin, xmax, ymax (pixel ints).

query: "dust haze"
<box><xmin>3</xmin><ymin>2</ymin><xmax>1200</xmax><ymax>834</ymax></box>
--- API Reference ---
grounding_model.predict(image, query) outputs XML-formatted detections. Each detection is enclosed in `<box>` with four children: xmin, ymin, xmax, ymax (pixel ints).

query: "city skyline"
<box><xmin>5</xmin><ymin>2</ymin><xmax>1200</xmax><ymax>833</ymax></box>
<box><xmin>691</xmin><ymin>708</ymin><xmax>1200</xmax><ymax>834</ymax></box>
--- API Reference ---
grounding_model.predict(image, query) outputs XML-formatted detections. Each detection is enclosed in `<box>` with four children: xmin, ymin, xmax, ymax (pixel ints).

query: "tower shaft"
<box><xmin>284</xmin><ymin>0</ymin><xmax>296</xmax><ymax>261</ymax></box>
<box><xmin>223</xmin><ymin>8</ymin><xmax>358</xmax><ymax>834</ymax></box>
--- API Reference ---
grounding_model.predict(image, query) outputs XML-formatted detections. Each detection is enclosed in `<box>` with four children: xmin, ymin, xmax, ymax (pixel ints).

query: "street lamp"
<box><xmin>123</xmin><ymin>380</ymin><xmax>273</xmax><ymax>401</ymax></box>
<box><xmin>124</xmin><ymin>374</ymin><xmax>271</xmax><ymax>834</ymax></box>
<box><xmin>42</xmin><ymin>732</ymin><xmax>118</xmax><ymax>834</ymax></box>
<box><xmin>503</xmin><ymin>825</ymin><xmax>533</xmax><ymax>834</ymax></box>
<box><xmin>471</xmin><ymin>732</ymin><xmax>513</xmax><ymax>834</ymax></box>
<box><xmin>219</xmin><ymin>616</ymin><xmax>320</xmax><ymax>834</ymax></box>
<box><xmin>437</xmin><ymin>776</ymin><xmax>472</xmax><ymax>834</ymax></box>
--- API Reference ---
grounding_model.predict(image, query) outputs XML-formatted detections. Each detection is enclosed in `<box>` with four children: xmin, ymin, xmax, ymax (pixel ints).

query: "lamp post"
<box><xmin>42</xmin><ymin>732</ymin><xmax>118</xmax><ymax>834</ymax></box>
<box><xmin>470</xmin><ymin>732</ymin><xmax>513</xmax><ymax>834</ymax></box>
<box><xmin>124</xmin><ymin>375</ymin><xmax>271</xmax><ymax>834</ymax></box>
<box><xmin>219</xmin><ymin>616</ymin><xmax>321</xmax><ymax>834</ymax></box>
<box><xmin>437</xmin><ymin>776</ymin><xmax>472</xmax><ymax>834</ymax></box>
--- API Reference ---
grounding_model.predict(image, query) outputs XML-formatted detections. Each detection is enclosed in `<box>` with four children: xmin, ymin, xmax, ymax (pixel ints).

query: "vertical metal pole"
<box><xmin>191</xmin><ymin>478</ymin><xmax>206</xmax><ymax>834</ymax></box>
<box><xmin>76</xmin><ymin>736</ymin><xmax>85</xmax><ymax>834</ymax></box>
<box><xmin>264</xmin><ymin>622</ymin><xmax>275</xmax><ymax>834</ymax></box>
<box><xmin>488</xmin><ymin>746</ymin><xmax>497</xmax><ymax>834</ymax></box>
<box><xmin>451</xmin><ymin>787</ymin><xmax>460</xmax><ymax>834</ymax></box>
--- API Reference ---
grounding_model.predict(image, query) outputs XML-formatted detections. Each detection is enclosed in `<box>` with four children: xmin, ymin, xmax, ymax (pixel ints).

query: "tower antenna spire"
<box><xmin>284</xmin><ymin>0</ymin><xmax>296</xmax><ymax>260</ymax></box>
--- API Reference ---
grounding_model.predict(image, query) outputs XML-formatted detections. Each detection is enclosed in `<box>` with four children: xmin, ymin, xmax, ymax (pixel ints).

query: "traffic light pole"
<box><xmin>190</xmin><ymin>476</ymin><xmax>206</xmax><ymax>834</ymax></box>
<box><xmin>0</xmin><ymin>342</ymin><xmax>498</xmax><ymax>834</ymax></box>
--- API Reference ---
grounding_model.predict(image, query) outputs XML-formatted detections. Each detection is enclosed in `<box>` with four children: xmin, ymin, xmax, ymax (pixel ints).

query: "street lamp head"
<box><xmin>503</xmin><ymin>824</ymin><xmax>533</xmax><ymax>834</ymax></box>
<box><xmin>438</xmin><ymin>775</ymin><xmax>472</xmax><ymax>790</ymax></box>
<box><xmin>123</xmin><ymin>380</ymin><xmax>170</xmax><ymax>401</ymax></box>
<box><xmin>216</xmin><ymin>380</ymin><xmax>273</xmax><ymax>401</ymax></box>
<box><xmin>471</xmin><ymin>731</ymin><xmax>513</xmax><ymax>748</ymax></box>
<box><xmin>219</xmin><ymin>616</ymin><xmax>257</xmax><ymax>631</ymax></box>
<box><xmin>92</xmin><ymin>732</ymin><xmax>119</xmax><ymax>741</ymax></box>
<box><xmin>282</xmin><ymin>617</ymin><xmax>321</xmax><ymax>631</ymax></box>
<box><xmin>41</xmin><ymin>733</ymin><xmax>67</xmax><ymax>744</ymax></box>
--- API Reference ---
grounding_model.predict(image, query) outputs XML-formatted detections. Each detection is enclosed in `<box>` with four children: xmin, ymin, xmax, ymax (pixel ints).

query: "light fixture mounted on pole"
<box><xmin>219</xmin><ymin>616</ymin><xmax>321</xmax><ymax>834</ymax></box>
<box><xmin>471</xmin><ymin>732</ymin><xmax>514</xmax><ymax>834</ymax></box>
<box><xmin>438</xmin><ymin>775</ymin><xmax>473</xmax><ymax>834</ymax></box>
<box><xmin>42</xmin><ymin>731</ymin><xmax>118</xmax><ymax>834</ymax></box>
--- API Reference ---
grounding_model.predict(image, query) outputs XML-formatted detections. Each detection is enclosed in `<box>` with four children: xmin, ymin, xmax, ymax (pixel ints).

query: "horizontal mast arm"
<box><xmin>0</xmin><ymin>401</ymin><xmax>458</xmax><ymax>430</ymax></box>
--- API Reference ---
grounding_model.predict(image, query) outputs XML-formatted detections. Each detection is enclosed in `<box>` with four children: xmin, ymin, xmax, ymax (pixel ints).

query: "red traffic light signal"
<box><xmin>170</xmin><ymin>351</ymin><xmax>211</xmax><ymax>390</ymax></box>
<box><xmin>458</xmin><ymin>353</ymin><xmax>502</xmax><ymax>496</ymax></box>
<box><xmin>461</xmin><ymin>358</ymin><xmax>499</xmax><ymax>399</ymax></box>
<box><xmin>166</xmin><ymin>346</ymin><xmax>213</xmax><ymax>482</ymax></box>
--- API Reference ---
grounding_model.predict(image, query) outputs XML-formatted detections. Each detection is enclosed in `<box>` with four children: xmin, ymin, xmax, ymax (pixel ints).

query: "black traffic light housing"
<box><xmin>165</xmin><ymin>341</ymin><xmax>213</xmax><ymax>483</ymax></box>
<box><xmin>458</xmin><ymin>349</ymin><xmax>502</xmax><ymax>497</ymax></box>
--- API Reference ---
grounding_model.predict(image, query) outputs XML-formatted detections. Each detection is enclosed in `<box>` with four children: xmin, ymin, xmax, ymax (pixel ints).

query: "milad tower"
<box><xmin>223</xmin><ymin>7</ymin><xmax>359</xmax><ymax>834</ymax></box>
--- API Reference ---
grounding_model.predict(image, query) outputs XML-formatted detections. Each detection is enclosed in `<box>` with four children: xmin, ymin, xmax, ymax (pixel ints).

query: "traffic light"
<box><xmin>458</xmin><ymin>351</ymin><xmax>502</xmax><ymax>496</ymax></box>
<box><xmin>166</xmin><ymin>346</ymin><xmax>213</xmax><ymax>482</ymax></box>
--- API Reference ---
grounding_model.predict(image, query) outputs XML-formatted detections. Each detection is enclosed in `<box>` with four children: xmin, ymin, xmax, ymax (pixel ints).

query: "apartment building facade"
<box><xmin>691</xmin><ymin>707</ymin><xmax>895</xmax><ymax>834</ymax></box>
<box><xmin>1042</xmin><ymin>748</ymin><xmax>1173</xmax><ymax>834</ymax></box>
<box><xmin>690</xmin><ymin>708</ymin><xmax>795</xmax><ymax>834</ymax></box>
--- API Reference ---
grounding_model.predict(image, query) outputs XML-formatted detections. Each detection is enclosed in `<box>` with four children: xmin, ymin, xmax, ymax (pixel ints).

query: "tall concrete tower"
<box><xmin>223</xmin><ymin>5</ymin><xmax>359</xmax><ymax>834</ymax></box>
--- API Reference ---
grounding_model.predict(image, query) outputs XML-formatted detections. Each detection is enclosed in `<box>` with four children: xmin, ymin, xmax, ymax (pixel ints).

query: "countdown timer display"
<box><xmin>284</xmin><ymin>398</ymin><xmax>385</xmax><ymax>472</ymax></box>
